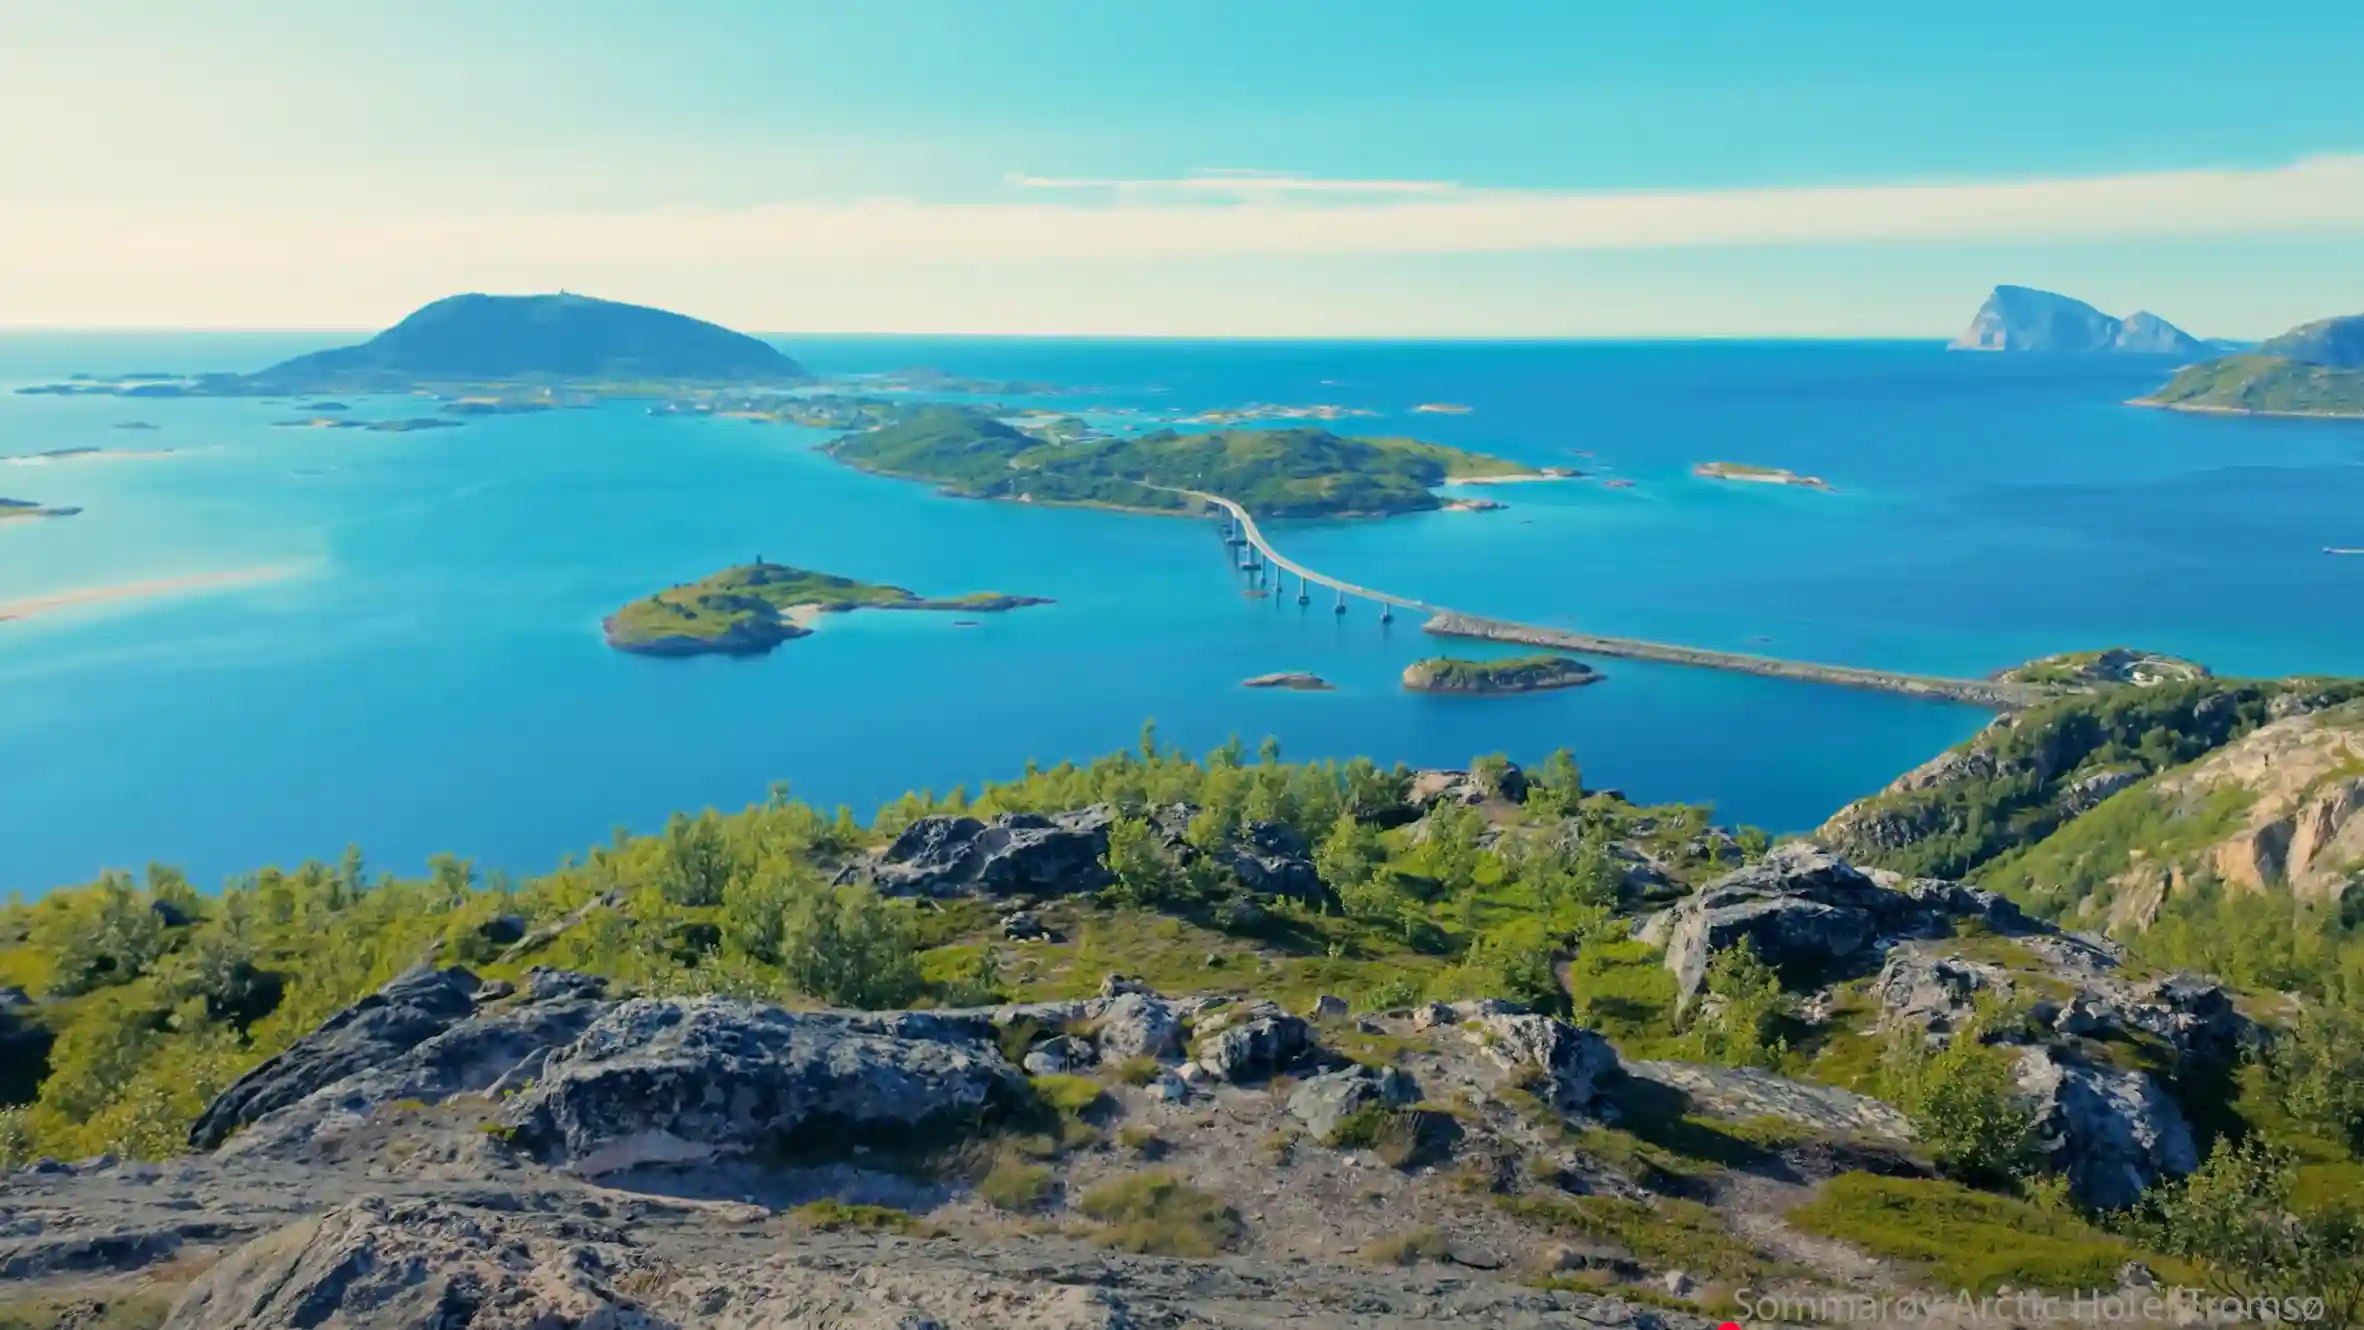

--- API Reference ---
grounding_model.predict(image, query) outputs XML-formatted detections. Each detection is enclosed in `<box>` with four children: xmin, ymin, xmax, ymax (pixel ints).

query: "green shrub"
<box><xmin>1883</xmin><ymin>1029</ymin><xmax>2033</xmax><ymax>1185</ymax></box>
<box><xmin>1077</xmin><ymin>1172</ymin><xmax>1245</xmax><ymax>1257</ymax></box>
<box><xmin>1029</xmin><ymin>1073</ymin><xmax>1108</xmax><ymax>1116</ymax></box>
<box><xmin>1107</xmin><ymin>1056</ymin><xmax>1162</xmax><ymax>1087</ymax></box>
<box><xmin>788</xmin><ymin>1200</ymin><xmax>936</xmax><ymax>1235</ymax></box>
<box><xmin>779</xmin><ymin>887</ymin><xmax>925</xmax><ymax>1009</ymax></box>
<box><xmin>977</xmin><ymin>1153</ymin><xmax>1056</xmax><ymax>1211</ymax></box>
<box><xmin>1362</xmin><ymin>1225</ymin><xmax>1452</xmax><ymax>1265</ymax></box>
<box><xmin>1115</xmin><ymin>1124</ymin><xmax>1167</xmax><ymax>1158</ymax></box>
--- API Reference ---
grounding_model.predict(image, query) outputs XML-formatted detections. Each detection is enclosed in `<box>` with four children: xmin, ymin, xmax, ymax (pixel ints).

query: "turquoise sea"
<box><xmin>4</xmin><ymin>333</ymin><xmax>2362</xmax><ymax>895</ymax></box>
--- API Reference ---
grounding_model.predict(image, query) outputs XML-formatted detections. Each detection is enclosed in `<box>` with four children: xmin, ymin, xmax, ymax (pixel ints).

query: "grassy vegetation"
<box><xmin>788</xmin><ymin>1199</ymin><xmax>940</xmax><ymax>1235</ymax></box>
<box><xmin>1076</xmin><ymin>1172</ymin><xmax>1246</xmax><ymax>1257</ymax></box>
<box><xmin>1027</xmin><ymin>1073</ymin><xmax>1108</xmax><ymax>1116</ymax></box>
<box><xmin>1400</xmin><ymin>655</ymin><xmax>1599</xmax><ymax>693</ymax></box>
<box><xmin>825</xmin><ymin>405</ymin><xmax>1539</xmax><ymax>518</ymax></box>
<box><xmin>0</xmin><ymin>1297</ymin><xmax>172</xmax><ymax>1330</ymax></box>
<box><xmin>1498</xmin><ymin>1193</ymin><xmax>1770</xmax><ymax>1282</ymax></box>
<box><xmin>0</xmin><ymin>732</ymin><xmax>1744</xmax><ymax>1167</ymax></box>
<box><xmin>1788</xmin><ymin>1173</ymin><xmax>2181</xmax><ymax>1294</ymax></box>
<box><xmin>2139</xmin><ymin>355</ymin><xmax>2364</xmax><ymax>417</ymax></box>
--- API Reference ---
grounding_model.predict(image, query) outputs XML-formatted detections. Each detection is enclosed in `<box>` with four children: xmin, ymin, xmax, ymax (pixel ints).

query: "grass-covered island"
<box><xmin>826</xmin><ymin>405</ymin><xmax>1543</xmax><ymax>518</ymax></box>
<box><xmin>1401</xmin><ymin>653</ymin><xmax>1600</xmax><ymax>693</ymax></box>
<box><xmin>1692</xmin><ymin>461</ymin><xmax>1833</xmax><ymax>491</ymax></box>
<box><xmin>604</xmin><ymin>561</ymin><xmax>1051</xmax><ymax>657</ymax></box>
<box><xmin>2134</xmin><ymin>354</ymin><xmax>2364</xmax><ymax>419</ymax></box>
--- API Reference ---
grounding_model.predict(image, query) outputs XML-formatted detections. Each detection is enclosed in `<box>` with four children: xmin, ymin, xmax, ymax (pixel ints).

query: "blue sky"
<box><xmin>2</xmin><ymin>1</ymin><xmax>2361</xmax><ymax>335</ymax></box>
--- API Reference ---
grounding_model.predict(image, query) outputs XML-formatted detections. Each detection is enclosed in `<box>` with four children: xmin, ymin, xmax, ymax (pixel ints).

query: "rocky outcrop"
<box><xmin>219</xmin><ymin>970</ymin><xmax>610</xmax><ymax>1160</ymax></box>
<box><xmin>190</xmin><ymin>967</ymin><xmax>487</xmax><ymax>1151</ymax></box>
<box><xmin>843</xmin><ymin>803</ymin><xmax>1339</xmax><ymax>914</ymax></box>
<box><xmin>1408</xmin><ymin>763</ymin><xmax>1529</xmax><ymax>809</ymax></box>
<box><xmin>1872</xmin><ymin>948</ymin><xmax>2001</xmax><ymax>1042</ymax></box>
<box><xmin>2016</xmin><ymin>1046</ymin><xmax>2198</xmax><ymax>1209</ymax></box>
<box><xmin>1624</xmin><ymin>1061</ymin><xmax>1911</xmax><ymax>1141</ymax></box>
<box><xmin>1189</xmin><ymin>1000</ymin><xmax>1316</xmax><ymax>1084</ymax></box>
<box><xmin>1466</xmin><ymin>1011</ymin><xmax>1620</xmax><ymax>1113</ymax></box>
<box><xmin>1661</xmin><ymin>845</ymin><xmax>2025</xmax><ymax>1010</ymax></box>
<box><xmin>852</xmin><ymin>808</ymin><xmax>1119</xmax><ymax>898</ymax></box>
<box><xmin>498</xmin><ymin>998</ymin><xmax>1024</xmax><ymax>1175</ymax></box>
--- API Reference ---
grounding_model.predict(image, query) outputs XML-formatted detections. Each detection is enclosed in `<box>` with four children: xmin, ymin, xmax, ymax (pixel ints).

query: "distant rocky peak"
<box><xmin>1949</xmin><ymin>286</ymin><xmax>2203</xmax><ymax>354</ymax></box>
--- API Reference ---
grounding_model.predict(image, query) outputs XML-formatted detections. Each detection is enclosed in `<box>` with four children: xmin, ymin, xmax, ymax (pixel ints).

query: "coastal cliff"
<box><xmin>1949</xmin><ymin>286</ymin><xmax>2205</xmax><ymax>354</ymax></box>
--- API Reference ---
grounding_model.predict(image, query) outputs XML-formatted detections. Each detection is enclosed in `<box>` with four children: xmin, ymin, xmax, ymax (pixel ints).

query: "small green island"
<box><xmin>826</xmin><ymin>404</ymin><xmax>1544</xmax><ymax>518</ymax></box>
<box><xmin>1401</xmin><ymin>653</ymin><xmax>1601</xmax><ymax>693</ymax></box>
<box><xmin>0</xmin><ymin>497</ymin><xmax>82</xmax><ymax>522</ymax></box>
<box><xmin>603</xmin><ymin>561</ymin><xmax>1051</xmax><ymax>657</ymax></box>
<box><xmin>1692</xmin><ymin>461</ymin><xmax>1833</xmax><ymax>491</ymax></box>
<box><xmin>1992</xmin><ymin>647</ymin><xmax>2212</xmax><ymax>689</ymax></box>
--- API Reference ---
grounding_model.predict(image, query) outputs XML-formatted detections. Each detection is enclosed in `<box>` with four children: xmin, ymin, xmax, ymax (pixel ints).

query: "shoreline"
<box><xmin>2127</xmin><ymin>398</ymin><xmax>2364</xmax><ymax>422</ymax></box>
<box><xmin>0</xmin><ymin>566</ymin><xmax>302</xmax><ymax>625</ymax></box>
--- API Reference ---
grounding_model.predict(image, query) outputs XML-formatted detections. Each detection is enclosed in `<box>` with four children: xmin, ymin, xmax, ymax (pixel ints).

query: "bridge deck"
<box><xmin>1183</xmin><ymin>488</ymin><xmax>2045</xmax><ymax>709</ymax></box>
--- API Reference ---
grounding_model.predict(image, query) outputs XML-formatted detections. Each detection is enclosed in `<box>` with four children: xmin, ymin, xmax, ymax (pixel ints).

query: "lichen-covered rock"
<box><xmin>498</xmin><ymin>997</ymin><xmax>1023</xmax><ymax>1175</ymax></box>
<box><xmin>2016</xmin><ymin>1046</ymin><xmax>2198</xmax><ymax>1209</ymax></box>
<box><xmin>189</xmin><ymin>967</ymin><xmax>485</xmax><ymax>1152</ymax></box>
<box><xmin>1287</xmin><ymin>1065</ymin><xmax>1420</xmax><ymax>1141</ymax></box>
<box><xmin>1467</xmin><ymin>1013</ymin><xmax>1618</xmax><ymax>1112</ymax></box>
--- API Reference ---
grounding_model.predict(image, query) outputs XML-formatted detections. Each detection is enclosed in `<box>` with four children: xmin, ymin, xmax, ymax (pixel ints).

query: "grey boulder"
<box><xmin>2016</xmin><ymin>1046</ymin><xmax>2198</xmax><ymax>1209</ymax></box>
<box><xmin>1467</xmin><ymin>1012</ymin><xmax>1619</xmax><ymax>1112</ymax></box>
<box><xmin>1288</xmin><ymin>1064</ymin><xmax>1420</xmax><ymax>1141</ymax></box>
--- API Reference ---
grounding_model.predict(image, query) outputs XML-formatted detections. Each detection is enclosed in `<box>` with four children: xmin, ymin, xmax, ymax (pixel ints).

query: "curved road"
<box><xmin>1174</xmin><ymin>487</ymin><xmax>2050</xmax><ymax>709</ymax></box>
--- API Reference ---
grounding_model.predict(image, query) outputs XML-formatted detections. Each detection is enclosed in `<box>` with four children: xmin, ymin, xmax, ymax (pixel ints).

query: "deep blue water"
<box><xmin>4</xmin><ymin>333</ymin><xmax>2361</xmax><ymax>895</ymax></box>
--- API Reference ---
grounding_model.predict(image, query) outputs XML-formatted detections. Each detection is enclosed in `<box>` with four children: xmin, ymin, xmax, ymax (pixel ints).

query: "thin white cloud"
<box><xmin>5</xmin><ymin>156</ymin><xmax>2364</xmax><ymax>328</ymax></box>
<box><xmin>1009</xmin><ymin>170</ymin><xmax>1463</xmax><ymax>196</ymax></box>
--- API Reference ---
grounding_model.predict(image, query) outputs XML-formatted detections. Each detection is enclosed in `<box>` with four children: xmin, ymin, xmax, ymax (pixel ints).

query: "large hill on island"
<box><xmin>825</xmin><ymin>405</ymin><xmax>1540</xmax><ymax>518</ymax></box>
<box><xmin>248</xmin><ymin>293</ymin><xmax>808</xmax><ymax>390</ymax></box>
<box><xmin>2135</xmin><ymin>310</ymin><xmax>2364</xmax><ymax>419</ymax></box>
<box><xmin>1947</xmin><ymin>285</ymin><xmax>2205</xmax><ymax>354</ymax></box>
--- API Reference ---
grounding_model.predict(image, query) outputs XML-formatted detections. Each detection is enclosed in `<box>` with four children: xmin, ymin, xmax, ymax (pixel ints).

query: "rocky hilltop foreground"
<box><xmin>8</xmin><ymin>672</ymin><xmax>2364</xmax><ymax>1326</ymax></box>
<box><xmin>1949</xmin><ymin>286</ymin><xmax>2206</xmax><ymax>354</ymax></box>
